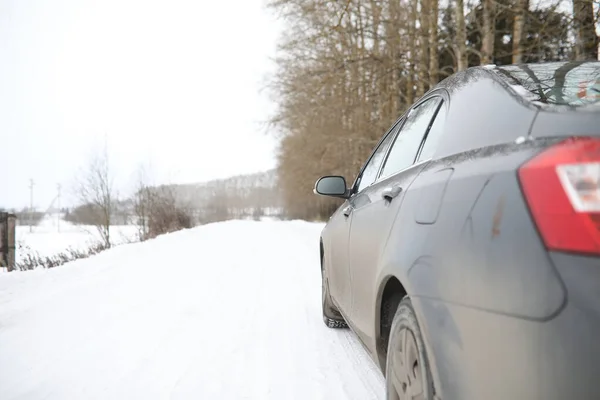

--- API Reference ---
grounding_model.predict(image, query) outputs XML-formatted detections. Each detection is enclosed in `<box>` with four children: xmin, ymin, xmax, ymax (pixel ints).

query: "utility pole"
<box><xmin>57</xmin><ymin>184</ymin><xmax>62</xmax><ymax>232</ymax></box>
<box><xmin>29</xmin><ymin>179</ymin><xmax>34</xmax><ymax>233</ymax></box>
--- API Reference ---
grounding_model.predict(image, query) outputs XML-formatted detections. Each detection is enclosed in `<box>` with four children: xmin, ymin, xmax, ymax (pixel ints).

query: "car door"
<box><xmin>347</xmin><ymin>96</ymin><xmax>444</xmax><ymax>347</ymax></box>
<box><xmin>327</xmin><ymin>125</ymin><xmax>398</xmax><ymax>315</ymax></box>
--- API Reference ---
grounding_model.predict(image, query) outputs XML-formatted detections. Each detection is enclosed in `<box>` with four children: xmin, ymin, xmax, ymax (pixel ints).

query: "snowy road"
<box><xmin>0</xmin><ymin>221</ymin><xmax>384</xmax><ymax>400</ymax></box>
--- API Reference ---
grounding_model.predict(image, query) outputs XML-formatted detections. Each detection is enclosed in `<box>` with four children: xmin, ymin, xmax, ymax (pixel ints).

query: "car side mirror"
<box><xmin>314</xmin><ymin>176</ymin><xmax>349</xmax><ymax>199</ymax></box>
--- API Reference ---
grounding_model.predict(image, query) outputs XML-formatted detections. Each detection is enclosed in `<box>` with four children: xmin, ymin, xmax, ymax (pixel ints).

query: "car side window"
<box><xmin>379</xmin><ymin>98</ymin><xmax>442</xmax><ymax>179</ymax></box>
<box><xmin>416</xmin><ymin>101</ymin><xmax>447</xmax><ymax>162</ymax></box>
<box><xmin>354</xmin><ymin>125</ymin><xmax>399</xmax><ymax>192</ymax></box>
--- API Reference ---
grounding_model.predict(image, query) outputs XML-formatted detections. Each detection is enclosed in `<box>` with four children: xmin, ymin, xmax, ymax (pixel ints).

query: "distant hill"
<box><xmin>161</xmin><ymin>169</ymin><xmax>283</xmax><ymax>222</ymax></box>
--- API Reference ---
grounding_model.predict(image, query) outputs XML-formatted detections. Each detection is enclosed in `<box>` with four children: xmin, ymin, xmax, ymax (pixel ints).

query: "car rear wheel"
<box><xmin>385</xmin><ymin>297</ymin><xmax>434</xmax><ymax>400</ymax></box>
<box><xmin>321</xmin><ymin>258</ymin><xmax>347</xmax><ymax>329</ymax></box>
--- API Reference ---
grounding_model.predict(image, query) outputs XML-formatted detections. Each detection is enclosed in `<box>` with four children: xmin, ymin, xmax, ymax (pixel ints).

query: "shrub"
<box><xmin>15</xmin><ymin>242</ymin><xmax>110</xmax><ymax>271</ymax></box>
<box><xmin>135</xmin><ymin>186</ymin><xmax>194</xmax><ymax>240</ymax></box>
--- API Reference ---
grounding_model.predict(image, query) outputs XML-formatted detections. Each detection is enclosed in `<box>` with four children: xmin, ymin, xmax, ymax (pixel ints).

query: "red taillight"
<box><xmin>519</xmin><ymin>137</ymin><xmax>600</xmax><ymax>255</ymax></box>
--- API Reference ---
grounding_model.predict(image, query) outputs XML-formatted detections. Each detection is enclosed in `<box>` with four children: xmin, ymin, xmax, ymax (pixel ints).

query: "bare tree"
<box><xmin>429</xmin><ymin>0</ymin><xmax>440</xmax><ymax>85</ymax></box>
<box><xmin>146</xmin><ymin>185</ymin><xmax>193</xmax><ymax>238</ymax></box>
<box><xmin>133</xmin><ymin>165</ymin><xmax>151</xmax><ymax>241</ymax></box>
<box><xmin>454</xmin><ymin>0</ymin><xmax>469</xmax><ymax>70</ymax></box>
<box><xmin>481</xmin><ymin>0</ymin><xmax>496</xmax><ymax>64</ymax></box>
<box><xmin>131</xmin><ymin>165</ymin><xmax>194</xmax><ymax>240</ymax></box>
<box><xmin>418</xmin><ymin>0</ymin><xmax>430</xmax><ymax>96</ymax></box>
<box><xmin>75</xmin><ymin>146</ymin><xmax>114</xmax><ymax>248</ymax></box>
<box><xmin>512</xmin><ymin>0</ymin><xmax>528</xmax><ymax>63</ymax></box>
<box><xmin>573</xmin><ymin>0</ymin><xmax>598</xmax><ymax>60</ymax></box>
<box><xmin>407</xmin><ymin>0</ymin><xmax>417</xmax><ymax>103</ymax></box>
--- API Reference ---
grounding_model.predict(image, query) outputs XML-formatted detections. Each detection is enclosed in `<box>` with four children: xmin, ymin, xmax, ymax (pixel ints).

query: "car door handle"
<box><xmin>342</xmin><ymin>205</ymin><xmax>353</xmax><ymax>217</ymax></box>
<box><xmin>382</xmin><ymin>185</ymin><xmax>403</xmax><ymax>202</ymax></box>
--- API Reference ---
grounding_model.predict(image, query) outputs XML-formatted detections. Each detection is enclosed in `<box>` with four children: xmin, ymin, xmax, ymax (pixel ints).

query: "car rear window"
<box><xmin>493</xmin><ymin>61</ymin><xmax>600</xmax><ymax>108</ymax></box>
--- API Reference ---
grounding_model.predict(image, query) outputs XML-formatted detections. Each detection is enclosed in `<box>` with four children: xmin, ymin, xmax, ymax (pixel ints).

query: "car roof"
<box><xmin>432</xmin><ymin>61</ymin><xmax>600</xmax><ymax>141</ymax></box>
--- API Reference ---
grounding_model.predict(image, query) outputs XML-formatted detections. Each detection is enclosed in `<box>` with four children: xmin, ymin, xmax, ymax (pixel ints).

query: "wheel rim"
<box><xmin>389</xmin><ymin>328</ymin><xmax>425</xmax><ymax>400</ymax></box>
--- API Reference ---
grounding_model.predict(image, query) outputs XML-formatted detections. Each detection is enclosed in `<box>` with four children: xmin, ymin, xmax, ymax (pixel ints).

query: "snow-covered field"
<box><xmin>0</xmin><ymin>220</ymin><xmax>384</xmax><ymax>399</ymax></box>
<box><xmin>14</xmin><ymin>217</ymin><xmax>139</xmax><ymax>265</ymax></box>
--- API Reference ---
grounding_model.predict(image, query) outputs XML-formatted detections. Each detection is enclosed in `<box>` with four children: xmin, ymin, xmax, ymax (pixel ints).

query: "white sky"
<box><xmin>0</xmin><ymin>0</ymin><xmax>281</xmax><ymax>210</ymax></box>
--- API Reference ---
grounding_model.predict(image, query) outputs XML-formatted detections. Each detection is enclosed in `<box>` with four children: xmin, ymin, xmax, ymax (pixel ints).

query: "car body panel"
<box><xmin>396</xmin><ymin>141</ymin><xmax>566</xmax><ymax>319</ymax></box>
<box><xmin>531</xmin><ymin>110</ymin><xmax>600</xmax><ymax>138</ymax></box>
<box><xmin>415</xmin><ymin>251</ymin><xmax>600</xmax><ymax>400</ymax></box>
<box><xmin>348</xmin><ymin>160</ymin><xmax>429</xmax><ymax>350</ymax></box>
<box><xmin>413</xmin><ymin>167</ymin><xmax>454</xmax><ymax>225</ymax></box>
<box><xmin>317</xmin><ymin>61</ymin><xmax>600</xmax><ymax>399</ymax></box>
<box><xmin>322</xmin><ymin>203</ymin><xmax>353</xmax><ymax>313</ymax></box>
<box><xmin>371</xmin><ymin>140</ymin><xmax>568</xmax><ymax>390</ymax></box>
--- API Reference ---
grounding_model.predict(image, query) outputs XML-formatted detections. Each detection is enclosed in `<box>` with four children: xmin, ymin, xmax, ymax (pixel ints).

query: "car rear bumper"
<box><xmin>415</xmin><ymin>252</ymin><xmax>600</xmax><ymax>400</ymax></box>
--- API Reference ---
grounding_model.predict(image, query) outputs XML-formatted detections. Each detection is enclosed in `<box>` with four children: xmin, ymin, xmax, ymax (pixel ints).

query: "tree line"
<box><xmin>267</xmin><ymin>0</ymin><xmax>599</xmax><ymax>220</ymax></box>
<box><xmin>67</xmin><ymin>149</ymin><xmax>283</xmax><ymax>247</ymax></box>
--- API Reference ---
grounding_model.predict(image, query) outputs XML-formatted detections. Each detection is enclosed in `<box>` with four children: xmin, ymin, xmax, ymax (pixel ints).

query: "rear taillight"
<box><xmin>519</xmin><ymin>137</ymin><xmax>600</xmax><ymax>255</ymax></box>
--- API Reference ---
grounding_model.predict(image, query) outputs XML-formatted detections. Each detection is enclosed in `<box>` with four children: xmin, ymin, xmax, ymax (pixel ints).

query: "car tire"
<box><xmin>321</xmin><ymin>257</ymin><xmax>348</xmax><ymax>329</ymax></box>
<box><xmin>385</xmin><ymin>297</ymin><xmax>435</xmax><ymax>400</ymax></box>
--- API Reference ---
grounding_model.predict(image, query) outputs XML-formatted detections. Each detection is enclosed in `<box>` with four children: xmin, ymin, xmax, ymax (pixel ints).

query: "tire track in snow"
<box><xmin>291</xmin><ymin>223</ymin><xmax>385</xmax><ymax>400</ymax></box>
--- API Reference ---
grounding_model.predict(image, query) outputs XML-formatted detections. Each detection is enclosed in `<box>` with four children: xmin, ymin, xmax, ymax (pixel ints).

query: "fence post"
<box><xmin>0</xmin><ymin>212</ymin><xmax>4</xmax><ymax>271</ymax></box>
<box><xmin>0</xmin><ymin>213</ymin><xmax>17</xmax><ymax>272</ymax></box>
<box><xmin>7</xmin><ymin>214</ymin><xmax>16</xmax><ymax>271</ymax></box>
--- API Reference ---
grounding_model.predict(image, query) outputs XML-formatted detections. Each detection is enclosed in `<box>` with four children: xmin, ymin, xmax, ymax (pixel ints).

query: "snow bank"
<box><xmin>14</xmin><ymin>217</ymin><xmax>138</xmax><ymax>265</ymax></box>
<box><xmin>0</xmin><ymin>220</ymin><xmax>384</xmax><ymax>400</ymax></box>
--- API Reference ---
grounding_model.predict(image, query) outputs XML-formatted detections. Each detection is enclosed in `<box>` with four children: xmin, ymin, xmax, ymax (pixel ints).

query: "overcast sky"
<box><xmin>0</xmin><ymin>0</ymin><xmax>281</xmax><ymax>210</ymax></box>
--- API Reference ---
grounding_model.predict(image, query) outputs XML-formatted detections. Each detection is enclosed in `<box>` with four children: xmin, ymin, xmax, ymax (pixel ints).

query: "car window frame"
<box><xmin>415</xmin><ymin>99</ymin><xmax>447</xmax><ymax>163</ymax></box>
<box><xmin>350</xmin><ymin>118</ymin><xmax>404</xmax><ymax>195</ymax></box>
<box><xmin>376</xmin><ymin>90</ymin><xmax>449</xmax><ymax>181</ymax></box>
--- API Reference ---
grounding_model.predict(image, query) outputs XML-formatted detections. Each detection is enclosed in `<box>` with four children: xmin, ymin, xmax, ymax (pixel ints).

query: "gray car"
<box><xmin>314</xmin><ymin>61</ymin><xmax>600</xmax><ymax>400</ymax></box>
